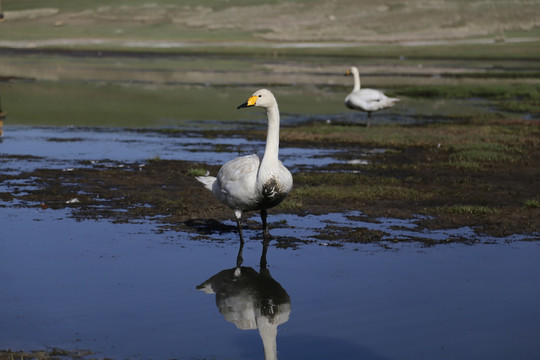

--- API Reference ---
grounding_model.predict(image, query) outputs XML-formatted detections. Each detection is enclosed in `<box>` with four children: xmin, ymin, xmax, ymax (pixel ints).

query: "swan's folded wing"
<box><xmin>359</xmin><ymin>88</ymin><xmax>388</xmax><ymax>102</ymax></box>
<box><xmin>347</xmin><ymin>88</ymin><xmax>399</xmax><ymax>112</ymax></box>
<box><xmin>346</xmin><ymin>89</ymin><xmax>379</xmax><ymax>107</ymax></box>
<box><xmin>218</xmin><ymin>154</ymin><xmax>260</xmax><ymax>182</ymax></box>
<box><xmin>215</xmin><ymin>154</ymin><xmax>261</xmax><ymax>209</ymax></box>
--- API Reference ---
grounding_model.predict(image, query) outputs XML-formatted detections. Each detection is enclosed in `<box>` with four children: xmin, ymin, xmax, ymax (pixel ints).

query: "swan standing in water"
<box><xmin>344</xmin><ymin>66</ymin><xmax>399</xmax><ymax>127</ymax></box>
<box><xmin>196</xmin><ymin>89</ymin><xmax>293</xmax><ymax>256</ymax></box>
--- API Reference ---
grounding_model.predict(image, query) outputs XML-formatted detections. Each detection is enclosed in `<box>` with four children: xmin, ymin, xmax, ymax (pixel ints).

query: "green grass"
<box><xmin>187</xmin><ymin>168</ymin><xmax>208</xmax><ymax>177</ymax></box>
<box><xmin>293</xmin><ymin>184</ymin><xmax>427</xmax><ymax>201</ymax></box>
<box><xmin>284</xmin><ymin>115</ymin><xmax>540</xmax><ymax>171</ymax></box>
<box><xmin>0</xmin><ymin>81</ymin><xmax>258</xmax><ymax>127</ymax></box>
<box><xmin>288</xmin><ymin>172</ymin><xmax>432</xmax><ymax>204</ymax></box>
<box><xmin>523</xmin><ymin>199</ymin><xmax>540</xmax><ymax>209</ymax></box>
<box><xmin>278</xmin><ymin>198</ymin><xmax>303</xmax><ymax>211</ymax></box>
<box><xmin>448</xmin><ymin>143</ymin><xmax>516</xmax><ymax>169</ymax></box>
<box><xmin>440</xmin><ymin>204</ymin><xmax>499</xmax><ymax>215</ymax></box>
<box><xmin>396</xmin><ymin>83</ymin><xmax>540</xmax><ymax>101</ymax></box>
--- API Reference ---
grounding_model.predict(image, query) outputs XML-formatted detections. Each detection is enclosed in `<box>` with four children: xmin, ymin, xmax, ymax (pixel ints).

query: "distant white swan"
<box><xmin>196</xmin><ymin>89</ymin><xmax>293</xmax><ymax>248</ymax></box>
<box><xmin>344</xmin><ymin>66</ymin><xmax>399</xmax><ymax>127</ymax></box>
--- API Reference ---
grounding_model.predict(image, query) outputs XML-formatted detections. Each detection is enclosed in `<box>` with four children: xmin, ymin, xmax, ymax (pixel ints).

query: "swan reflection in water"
<box><xmin>197</xmin><ymin>241</ymin><xmax>291</xmax><ymax>360</ymax></box>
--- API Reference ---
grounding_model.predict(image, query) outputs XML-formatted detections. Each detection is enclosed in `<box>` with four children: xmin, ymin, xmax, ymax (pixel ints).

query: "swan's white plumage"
<box><xmin>345</xmin><ymin>66</ymin><xmax>399</xmax><ymax>126</ymax></box>
<box><xmin>213</xmin><ymin>154</ymin><xmax>260</xmax><ymax>211</ymax></box>
<box><xmin>196</xmin><ymin>89</ymin><xmax>292</xmax><ymax>242</ymax></box>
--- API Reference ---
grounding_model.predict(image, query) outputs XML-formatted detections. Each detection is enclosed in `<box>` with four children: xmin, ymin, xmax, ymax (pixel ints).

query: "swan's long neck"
<box><xmin>258</xmin><ymin>319</ymin><xmax>278</xmax><ymax>360</ymax></box>
<box><xmin>260</xmin><ymin>104</ymin><xmax>280</xmax><ymax>170</ymax></box>
<box><xmin>352</xmin><ymin>67</ymin><xmax>361</xmax><ymax>91</ymax></box>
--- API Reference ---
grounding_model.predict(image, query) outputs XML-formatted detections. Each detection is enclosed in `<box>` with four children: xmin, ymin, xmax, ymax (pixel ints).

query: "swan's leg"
<box><xmin>260</xmin><ymin>235</ymin><xmax>269</xmax><ymax>269</ymax></box>
<box><xmin>261</xmin><ymin>208</ymin><xmax>270</xmax><ymax>240</ymax></box>
<box><xmin>234</xmin><ymin>210</ymin><xmax>245</xmax><ymax>266</ymax></box>
<box><xmin>260</xmin><ymin>208</ymin><xmax>271</xmax><ymax>268</ymax></box>
<box><xmin>236</xmin><ymin>230</ymin><xmax>245</xmax><ymax>267</ymax></box>
<box><xmin>366</xmin><ymin>112</ymin><xmax>372</xmax><ymax>128</ymax></box>
<box><xmin>236</xmin><ymin>217</ymin><xmax>245</xmax><ymax>244</ymax></box>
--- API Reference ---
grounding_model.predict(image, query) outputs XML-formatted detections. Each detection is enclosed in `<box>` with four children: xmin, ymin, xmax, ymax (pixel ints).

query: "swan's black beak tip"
<box><xmin>237</xmin><ymin>102</ymin><xmax>248</xmax><ymax>109</ymax></box>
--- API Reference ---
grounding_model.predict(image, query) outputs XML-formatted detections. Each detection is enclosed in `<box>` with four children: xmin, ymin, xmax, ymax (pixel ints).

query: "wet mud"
<box><xmin>2</xmin><ymin>129</ymin><xmax>538</xmax><ymax>245</ymax></box>
<box><xmin>0</xmin><ymin>349</ymin><xmax>93</xmax><ymax>360</ymax></box>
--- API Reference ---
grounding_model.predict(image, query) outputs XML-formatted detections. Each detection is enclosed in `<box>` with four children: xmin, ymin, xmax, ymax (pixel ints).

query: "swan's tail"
<box><xmin>196</xmin><ymin>175</ymin><xmax>217</xmax><ymax>192</ymax></box>
<box><xmin>195</xmin><ymin>280</ymin><xmax>215</xmax><ymax>294</ymax></box>
<box><xmin>382</xmin><ymin>97</ymin><xmax>399</xmax><ymax>109</ymax></box>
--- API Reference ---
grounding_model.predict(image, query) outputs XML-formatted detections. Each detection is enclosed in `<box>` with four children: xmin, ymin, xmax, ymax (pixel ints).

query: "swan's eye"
<box><xmin>258</xmin><ymin>95</ymin><xmax>262</xmax><ymax>97</ymax></box>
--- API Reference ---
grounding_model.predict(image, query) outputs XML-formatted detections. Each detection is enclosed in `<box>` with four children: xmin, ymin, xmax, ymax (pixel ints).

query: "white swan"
<box><xmin>344</xmin><ymin>66</ymin><xmax>399</xmax><ymax>127</ymax></box>
<box><xmin>196</xmin><ymin>89</ymin><xmax>293</xmax><ymax>247</ymax></box>
<box><xmin>197</xmin><ymin>241</ymin><xmax>290</xmax><ymax>360</ymax></box>
<box><xmin>197</xmin><ymin>267</ymin><xmax>291</xmax><ymax>360</ymax></box>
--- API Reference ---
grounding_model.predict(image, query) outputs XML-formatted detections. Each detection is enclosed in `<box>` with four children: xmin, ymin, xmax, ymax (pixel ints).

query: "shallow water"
<box><xmin>1</xmin><ymin>205</ymin><xmax>539</xmax><ymax>360</ymax></box>
<box><xmin>0</xmin><ymin>126</ymin><xmax>347</xmax><ymax>174</ymax></box>
<box><xmin>1</xmin><ymin>125</ymin><xmax>539</xmax><ymax>360</ymax></box>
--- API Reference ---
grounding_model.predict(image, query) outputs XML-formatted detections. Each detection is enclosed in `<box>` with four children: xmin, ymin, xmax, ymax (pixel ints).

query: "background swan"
<box><xmin>344</xmin><ymin>66</ymin><xmax>399</xmax><ymax>127</ymax></box>
<box><xmin>196</xmin><ymin>89</ymin><xmax>293</xmax><ymax>250</ymax></box>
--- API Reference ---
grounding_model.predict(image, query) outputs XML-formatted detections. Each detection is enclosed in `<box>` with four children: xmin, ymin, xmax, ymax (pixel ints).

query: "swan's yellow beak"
<box><xmin>344</xmin><ymin>69</ymin><xmax>351</xmax><ymax>76</ymax></box>
<box><xmin>237</xmin><ymin>95</ymin><xmax>258</xmax><ymax>109</ymax></box>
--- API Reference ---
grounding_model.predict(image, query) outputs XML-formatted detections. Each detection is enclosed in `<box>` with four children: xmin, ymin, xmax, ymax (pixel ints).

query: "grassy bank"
<box><xmin>277</xmin><ymin>117</ymin><xmax>539</xmax><ymax>237</ymax></box>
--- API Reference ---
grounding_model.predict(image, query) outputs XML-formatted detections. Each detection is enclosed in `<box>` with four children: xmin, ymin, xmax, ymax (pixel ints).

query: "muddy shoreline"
<box><xmin>2</xmin><ymin>124</ymin><xmax>538</xmax><ymax>246</ymax></box>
